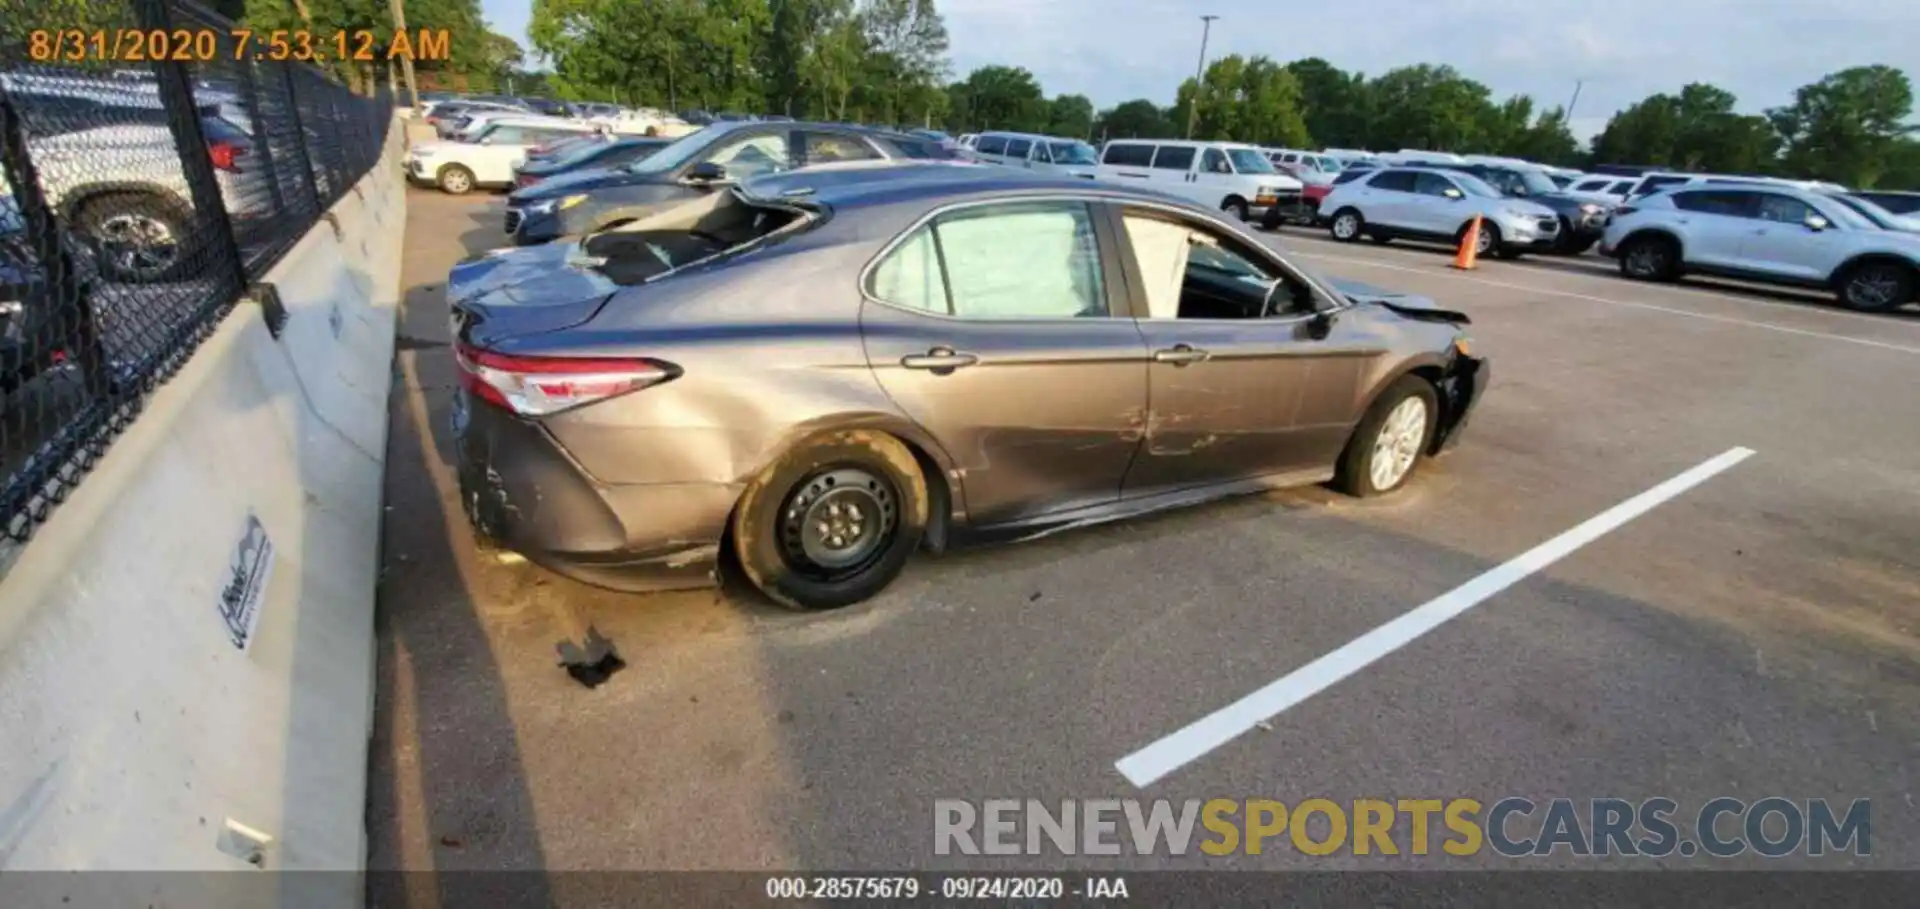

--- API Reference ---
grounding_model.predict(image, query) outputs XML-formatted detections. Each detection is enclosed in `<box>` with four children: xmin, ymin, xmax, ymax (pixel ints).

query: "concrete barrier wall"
<box><xmin>0</xmin><ymin>114</ymin><xmax>407</xmax><ymax>904</ymax></box>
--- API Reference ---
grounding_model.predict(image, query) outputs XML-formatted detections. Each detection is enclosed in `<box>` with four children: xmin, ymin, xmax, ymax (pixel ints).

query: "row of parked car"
<box><xmin>406</xmin><ymin>107</ymin><xmax>1920</xmax><ymax>315</ymax></box>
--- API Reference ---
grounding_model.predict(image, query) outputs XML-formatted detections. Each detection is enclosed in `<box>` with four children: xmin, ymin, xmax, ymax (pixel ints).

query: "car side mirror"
<box><xmin>1444</xmin><ymin>187</ymin><xmax>1464</xmax><ymax>200</ymax></box>
<box><xmin>686</xmin><ymin>161</ymin><xmax>727</xmax><ymax>183</ymax></box>
<box><xmin>1804</xmin><ymin>214</ymin><xmax>1830</xmax><ymax>232</ymax></box>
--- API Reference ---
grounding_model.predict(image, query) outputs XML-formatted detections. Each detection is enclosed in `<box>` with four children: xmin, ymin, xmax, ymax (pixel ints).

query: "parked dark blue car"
<box><xmin>513</xmin><ymin>136</ymin><xmax>671</xmax><ymax>190</ymax></box>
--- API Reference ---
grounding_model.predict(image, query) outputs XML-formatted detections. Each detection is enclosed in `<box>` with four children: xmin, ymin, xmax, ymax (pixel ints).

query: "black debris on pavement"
<box><xmin>556</xmin><ymin>626</ymin><xmax>626</xmax><ymax>689</ymax></box>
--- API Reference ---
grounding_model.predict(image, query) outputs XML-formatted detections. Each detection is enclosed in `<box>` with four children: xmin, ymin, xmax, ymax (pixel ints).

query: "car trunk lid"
<box><xmin>447</xmin><ymin>242</ymin><xmax>621</xmax><ymax>347</ymax></box>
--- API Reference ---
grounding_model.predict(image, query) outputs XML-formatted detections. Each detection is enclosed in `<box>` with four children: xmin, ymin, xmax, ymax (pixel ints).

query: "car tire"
<box><xmin>731</xmin><ymin>430</ymin><xmax>930</xmax><ymax>611</ymax></box>
<box><xmin>1329</xmin><ymin>208</ymin><xmax>1365</xmax><ymax>242</ymax></box>
<box><xmin>1459</xmin><ymin>220</ymin><xmax>1502</xmax><ymax>259</ymax></box>
<box><xmin>74</xmin><ymin>192</ymin><xmax>199</xmax><ymax>284</ymax></box>
<box><xmin>1835</xmin><ymin>260</ymin><xmax>1916</xmax><ymax>313</ymax></box>
<box><xmin>1618</xmin><ymin>233</ymin><xmax>1681</xmax><ymax>282</ymax></box>
<box><xmin>1334</xmin><ymin>375</ymin><xmax>1440</xmax><ymax>498</ymax></box>
<box><xmin>437</xmin><ymin>163</ymin><xmax>477</xmax><ymax>194</ymax></box>
<box><xmin>1222</xmin><ymin>197</ymin><xmax>1251</xmax><ymax>222</ymax></box>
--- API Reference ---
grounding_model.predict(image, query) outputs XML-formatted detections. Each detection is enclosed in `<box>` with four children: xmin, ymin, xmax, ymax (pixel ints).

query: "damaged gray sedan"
<box><xmin>447</xmin><ymin>164</ymin><xmax>1488</xmax><ymax>610</ymax></box>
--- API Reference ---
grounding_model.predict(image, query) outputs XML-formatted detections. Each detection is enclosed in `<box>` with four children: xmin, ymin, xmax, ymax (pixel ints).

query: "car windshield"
<box><xmin>1311</xmin><ymin>156</ymin><xmax>1341</xmax><ymax>172</ymax></box>
<box><xmin>1505</xmin><ymin>169</ymin><xmax>1560</xmax><ymax>196</ymax></box>
<box><xmin>626</xmin><ymin>124</ymin><xmax>730</xmax><ymax>173</ymax></box>
<box><xmin>1048</xmin><ymin>141</ymin><xmax>1098</xmax><ymax>165</ymax></box>
<box><xmin>1227</xmin><ymin>148</ymin><xmax>1277</xmax><ymax>173</ymax></box>
<box><xmin>1832</xmin><ymin>194</ymin><xmax>1903</xmax><ymax>229</ymax></box>
<box><xmin>1453</xmin><ymin>172</ymin><xmax>1503</xmax><ymax>198</ymax></box>
<box><xmin>1819</xmin><ymin>196</ymin><xmax>1883</xmax><ymax>230</ymax></box>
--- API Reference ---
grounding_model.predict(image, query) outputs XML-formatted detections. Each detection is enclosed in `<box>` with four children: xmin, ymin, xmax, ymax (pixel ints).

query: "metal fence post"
<box><xmin>232</xmin><ymin>56</ymin><xmax>286</xmax><ymax>217</ymax></box>
<box><xmin>277</xmin><ymin>66</ymin><xmax>324</xmax><ymax>217</ymax></box>
<box><xmin>133</xmin><ymin>0</ymin><xmax>248</xmax><ymax>297</ymax></box>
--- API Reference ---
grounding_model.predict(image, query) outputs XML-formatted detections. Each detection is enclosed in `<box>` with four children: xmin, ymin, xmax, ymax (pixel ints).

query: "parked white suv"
<box><xmin>406</xmin><ymin>117</ymin><xmax>604</xmax><ymax>194</ymax></box>
<box><xmin>1600</xmin><ymin>184</ymin><xmax>1920</xmax><ymax>312</ymax></box>
<box><xmin>1318</xmin><ymin>166</ymin><xmax>1562</xmax><ymax>259</ymax></box>
<box><xmin>1095</xmin><ymin>139</ymin><xmax>1303</xmax><ymax>222</ymax></box>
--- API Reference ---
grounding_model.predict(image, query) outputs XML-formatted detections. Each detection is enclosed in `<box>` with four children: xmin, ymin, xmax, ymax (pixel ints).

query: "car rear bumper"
<box><xmin>455</xmin><ymin>396</ymin><xmax>737</xmax><ymax>592</ymax></box>
<box><xmin>1433</xmin><ymin>353</ymin><xmax>1488</xmax><ymax>454</ymax></box>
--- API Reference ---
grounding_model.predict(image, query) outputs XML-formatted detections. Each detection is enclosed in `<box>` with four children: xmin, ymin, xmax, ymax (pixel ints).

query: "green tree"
<box><xmin>1093</xmin><ymin>99</ymin><xmax>1172</xmax><ymax>139</ymax></box>
<box><xmin>1045</xmin><ymin>94</ymin><xmax>1094</xmax><ymax>139</ymax></box>
<box><xmin>944</xmin><ymin>64</ymin><xmax>1046</xmax><ymax>132</ymax></box>
<box><xmin>1502</xmin><ymin>107</ymin><xmax>1581</xmax><ymax>165</ymax></box>
<box><xmin>1172</xmin><ymin>54</ymin><xmax>1310</xmax><ymax>146</ymax></box>
<box><xmin>1365</xmin><ymin>64</ymin><xmax>1496</xmax><ymax>151</ymax></box>
<box><xmin>1285</xmin><ymin>57</ymin><xmax>1372</xmax><ymax>148</ymax></box>
<box><xmin>857</xmin><ymin>0</ymin><xmax>950</xmax><ymax>125</ymax></box>
<box><xmin>1592</xmin><ymin>82</ymin><xmax>1780</xmax><ymax>173</ymax></box>
<box><xmin>1769</xmin><ymin>65</ymin><xmax>1916</xmax><ymax>186</ymax></box>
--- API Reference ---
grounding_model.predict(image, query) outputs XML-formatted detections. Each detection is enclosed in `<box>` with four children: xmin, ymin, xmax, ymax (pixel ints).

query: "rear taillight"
<box><xmin>209</xmin><ymin>141</ymin><xmax>246</xmax><ymax>173</ymax></box>
<box><xmin>454</xmin><ymin>343</ymin><xmax>674</xmax><ymax>415</ymax></box>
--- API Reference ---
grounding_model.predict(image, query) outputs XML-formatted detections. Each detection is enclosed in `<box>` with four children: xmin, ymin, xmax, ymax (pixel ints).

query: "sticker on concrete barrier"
<box><xmin>218</xmin><ymin>515</ymin><xmax>276</xmax><ymax>652</ymax></box>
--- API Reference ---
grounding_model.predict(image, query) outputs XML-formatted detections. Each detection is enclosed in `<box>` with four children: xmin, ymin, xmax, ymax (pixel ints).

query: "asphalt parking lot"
<box><xmin>366</xmin><ymin>185</ymin><xmax>1920</xmax><ymax>883</ymax></box>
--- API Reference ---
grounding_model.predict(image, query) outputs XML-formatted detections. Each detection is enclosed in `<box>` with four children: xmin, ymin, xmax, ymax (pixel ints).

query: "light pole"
<box><xmin>1565</xmin><ymin>78</ymin><xmax>1585</xmax><ymax>123</ymax></box>
<box><xmin>1184</xmin><ymin>14</ymin><xmax>1218</xmax><ymax>139</ymax></box>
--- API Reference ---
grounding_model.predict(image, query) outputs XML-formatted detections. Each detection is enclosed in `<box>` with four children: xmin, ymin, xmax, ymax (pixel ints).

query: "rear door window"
<box><xmin>801</xmin><ymin>131</ymin><xmax>880</xmax><ymax>164</ymax></box>
<box><xmin>1152</xmin><ymin>146</ymin><xmax>1195</xmax><ymax>171</ymax></box>
<box><xmin>869</xmin><ymin>201</ymin><xmax>1108</xmax><ymax>319</ymax></box>
<box><xmin>705</xmin><ymin>131</ymin><xmax>792</xmax><ymax>179</ymax></box>
<box><xmin>1671</xmin><ymin>190</ymin><xmax>1758</xmax><ymax>218</ymax></box>
<box><xmin>1004</xmin><ymin>138</ymin><xmax>1033</xmax><ymax>159</ymax></box>
<box><xmin>483</xmin><ymin>125</ymin><xmax>526</xmax><ymax>144</ymax></box>
<box><xmin>1368</xmin><ymin>170</ymin><xmax>1417</xmax><ymax>192</ymax></box>
<box><xmin>1103</xmin><ymin>143</ymin><xmax>1154</xmax><ymax>167</ymax></box>
<box><xmin>975</xmin><ymin>135</ymin><xmax>1008</xmax><ymax>156</ymax></box>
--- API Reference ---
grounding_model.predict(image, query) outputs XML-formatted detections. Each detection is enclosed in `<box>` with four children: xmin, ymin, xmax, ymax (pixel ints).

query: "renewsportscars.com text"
<box><xmin>933</xmin><ymin>797</ymin><xmax>1870</xmax><ymax>858</ymax></box>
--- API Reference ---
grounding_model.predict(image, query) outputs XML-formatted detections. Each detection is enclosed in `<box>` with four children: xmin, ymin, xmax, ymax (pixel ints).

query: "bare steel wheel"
<box><xmin>731</xmin><ymin>430</ymin><xmax>929</xmax><ymax>610</ymax></box>
<box><xmin>779</xmin><ymin>467</ymin><xmax>897</xmax><ymax>581</ymax></box>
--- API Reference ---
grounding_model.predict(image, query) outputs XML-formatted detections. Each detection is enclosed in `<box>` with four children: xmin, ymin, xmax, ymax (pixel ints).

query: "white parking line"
<box><xmin>1113</xmin><ymin>446</ymin><xmax>1757</xmax><ymax>789</ymax></box>
<box><xmin>1291</xmin><ymin>251</ymin><xmax>1920</xmax><ymax>357</ymax></box>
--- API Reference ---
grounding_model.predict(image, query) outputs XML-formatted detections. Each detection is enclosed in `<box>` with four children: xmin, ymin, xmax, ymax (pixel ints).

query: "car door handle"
<box><xmin>900</xmin><ymin>347</ymin><xmax>978</xmax><ymax>371</ymax></box>
<box><xmin>1153</xmin><ymin>344</ymin><xmax>1210</xmax><ymax>365</ymax></box>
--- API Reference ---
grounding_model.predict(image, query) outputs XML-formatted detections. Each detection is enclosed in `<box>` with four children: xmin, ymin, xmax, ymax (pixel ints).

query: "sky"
<box><xmin>480</xmin><ymin>0</ymin><xmax>1920</xmax><ymax>143</ymax></box>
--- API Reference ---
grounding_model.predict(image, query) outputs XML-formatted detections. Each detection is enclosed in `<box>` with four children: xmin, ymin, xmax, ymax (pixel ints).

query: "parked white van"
<box><xmin>1095</xmin><ymin>139</ymin><xmax>1304</xmax><ymax>222</ymax></box>
<box><xmin>968</xmin><ymin>131</ymin><xmax>1101</xmax><ymax>178</ymax></box>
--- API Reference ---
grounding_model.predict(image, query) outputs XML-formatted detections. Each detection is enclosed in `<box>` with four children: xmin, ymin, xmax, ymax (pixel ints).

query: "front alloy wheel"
<box><xmin>1331</xmin><ymin>210</ymin><xmax>1362</xmax><ymax>241</ymax></box>
<box><xmin>1369</xmin><ymin>397</ymin><xmax>1429</xmax><ymax>491</ymax></box>
<box><xmin>1333</xmin><ymin>375</ymin><xmax>1440</xmax><ymax>498</ymax></box>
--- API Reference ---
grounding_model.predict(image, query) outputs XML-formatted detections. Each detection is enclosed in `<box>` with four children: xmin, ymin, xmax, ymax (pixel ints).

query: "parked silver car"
<box><xmin>1600</xmin><ymin>183</ymin><xmax>1920</xmax><ymax>312</ymax></box>
<box><xmin>1318</xmin><ymin>167</ymin><xmax>1562</xmax><ymax>259</ymax></box>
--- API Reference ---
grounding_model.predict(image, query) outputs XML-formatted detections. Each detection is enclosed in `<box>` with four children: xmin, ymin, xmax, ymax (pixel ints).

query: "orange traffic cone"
<box><xmin>1451</xmin><ymin>216</ymin><xmax>1482</xmax><ymax>270</ymax></box>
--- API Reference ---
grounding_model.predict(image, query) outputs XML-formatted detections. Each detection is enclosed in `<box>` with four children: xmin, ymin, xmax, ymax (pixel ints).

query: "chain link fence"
<box><xmin>1</xmin><ymin>0</ymin><xmax>392</xmax><ymax>541</ymax></box>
